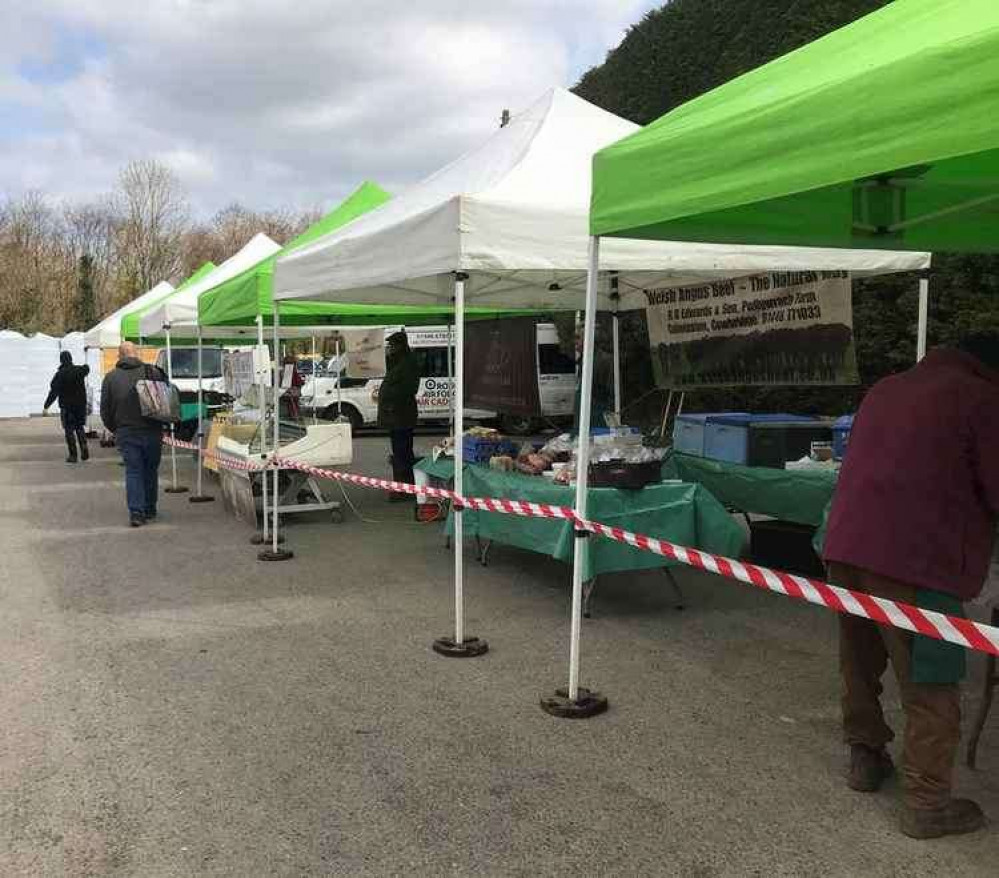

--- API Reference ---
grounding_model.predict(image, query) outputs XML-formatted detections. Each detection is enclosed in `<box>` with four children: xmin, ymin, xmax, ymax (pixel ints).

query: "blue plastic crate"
<box><xmin>673</xmin><ymin>413</ymin><xmax>749</xmax><ymax>457</ymax></box>
<box><xmin>462</xmin><ymin>435</ymin><xmax>517</xmax><ymax>464</ymax></box>
<box><xmin>832</xmin><ymin>415</ymin><xmax>855</xmax><ymax>461</ymax></box>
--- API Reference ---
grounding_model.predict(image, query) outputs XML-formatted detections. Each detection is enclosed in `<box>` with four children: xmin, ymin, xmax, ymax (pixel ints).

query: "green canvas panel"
<box><xmin>591</xmin><ymin>0</ymin><xmax>999</xmax><ymax>253</ymax></box>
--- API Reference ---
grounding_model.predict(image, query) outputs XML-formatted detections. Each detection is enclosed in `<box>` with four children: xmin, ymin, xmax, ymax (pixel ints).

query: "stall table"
<box><xmin>415</xmin><ymin>456</ymin><xmax>745</xmax><ymax>616</ymax></box>
<box><xmin>664</xmin><ymin>452</ymin><xmax>837</xmax><ymax>528</ymax></box>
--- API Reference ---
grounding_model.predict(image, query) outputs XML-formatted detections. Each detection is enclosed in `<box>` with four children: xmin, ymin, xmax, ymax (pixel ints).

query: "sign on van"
<box><xmin>344</xmin><ymin>328</ymin><xmax>386</xmax><ymax>379</ymax></box>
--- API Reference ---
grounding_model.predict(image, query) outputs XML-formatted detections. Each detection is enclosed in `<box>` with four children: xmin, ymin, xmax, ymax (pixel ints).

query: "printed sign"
<box><xmin>645</xmin><ymin>271</ymin><xmax>859</xmax><ymax>388</ymax></box>
<box><xmin>223</xmin><ymin>349</ymin><xmax>257</xmax><ymax>398</ymax></box>
<box><xmin>344</xmin><ymin>329</ymin><xmax>386</xmax><ymax>379</ymax></box>
<box><xmin>465</xmin><ymin>318</ymin><xmax>541</xmax><ymax>416</ymax></box>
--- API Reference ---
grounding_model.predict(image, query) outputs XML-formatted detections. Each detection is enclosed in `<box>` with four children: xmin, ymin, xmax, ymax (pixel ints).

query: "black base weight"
<box><xmin>189</xmin><ymin>495</ymin><xmax>215</xmax><ymax>504</ymax></box>
<box><xmin>258</xmin><ymin>549</ymin><xmax>294</xmax><ymax>562</ymax></box>
<box><xmin>540</xmin><ymin>687</ymin><xmax>609</xmax><ymax>719</ymax></box>
<box><xmin>432</xmin><ymin>636</ymin><xmax>489</xmax><ymax>658</ymax></box>
<box><xmin>165</xmin><ymin>486</ymin><xmax>189</xmax><ymax>494</ymax></box>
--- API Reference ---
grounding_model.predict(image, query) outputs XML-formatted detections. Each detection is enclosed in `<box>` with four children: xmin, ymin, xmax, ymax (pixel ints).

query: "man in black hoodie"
<box><xmin>44</xmin><ymin>351</ymin><xmax>90</xmax><ymax>463</ymax></box>
<box><xmin>101</xmin><ymin>341</ymin><xmax>166</xmax><ymax>526</ymax></box>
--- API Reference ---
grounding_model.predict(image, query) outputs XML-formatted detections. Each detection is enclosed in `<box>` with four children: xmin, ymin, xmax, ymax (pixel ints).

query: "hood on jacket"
<box><xmin>59</xmin><ymin>350</ymin><xmax>73</xmax><ymax>367</ymax></box>
<box><xmin>116</xmin><ymin>357</ymin><xmax>146</xmax><ymax>370</ymax></box>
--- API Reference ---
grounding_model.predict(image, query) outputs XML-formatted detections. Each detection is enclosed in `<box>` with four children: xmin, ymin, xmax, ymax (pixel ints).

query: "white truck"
<box><xmin>302</xmin><ymin>324</ymin><xmax>577</xmax><ymax>434</ymax></box>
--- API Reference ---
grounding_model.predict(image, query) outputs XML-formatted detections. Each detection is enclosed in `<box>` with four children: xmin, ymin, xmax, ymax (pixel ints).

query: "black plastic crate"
<box><xmin>747</xmin><ymin>422</ymin><xmax>834</xmax><ymax>469</ymax></box>
<box><xmin>749</xmin><ymin>519</ymin><xmax>825</xmax><ymax>578</ymax></box>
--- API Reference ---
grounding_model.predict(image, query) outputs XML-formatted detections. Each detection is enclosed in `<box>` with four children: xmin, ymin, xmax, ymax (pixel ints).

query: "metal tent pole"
<box><xmin>164</xmin><ymin>327</ymin><xmax>187</xmax><ymax>494</ymax></box>
<box><xmin>542</xmin><ymin>236</ymin><xmax>608</xmax><ymax>718</ymax></box>
<box><xmin>447</xmin><ymin>321</ymin><xmax>454</xmax><ymax>429</ymax></box>
<box><xmin>335</xmin><ymin>338</ymin><xmax>342</xmax><ymax>414</ymax></box>
<box><xmin>250</xmin><ymin>314</ymin><xmax>272</xmax><ymax>544</ymax></box>
<box><xmin>611</xmin><ymin>285</ymin><xmax>622</xmax><ymax>418</ymax></box>
<box><xmin>433</xmin><ymin>273</ymin><xmax>487</xmax><ymax>657</ymax></box>
<box><xmin>259</xmin><ymin>305</ymin><xmax>292</xmax><ymax>561</ymax></box>
<box><xmin>917</xmin><ymin>277</ymin><xmax>930</xmax><ymax>362</ymax></box>
<box><xmin>189</xmin><ymin>326</ymin><xmax>214</xmax><ymax>503</ymax></box>
<box><xmin>311</xmin><ymin>334</ymin><xmax>318</xmax><ymax>424</ymax></box>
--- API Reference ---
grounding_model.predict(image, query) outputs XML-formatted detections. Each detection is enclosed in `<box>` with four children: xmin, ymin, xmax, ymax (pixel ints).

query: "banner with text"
<box><xmin>645</xmin><ymin>271</ymin><xmax>859</xmax><ymax>388</ymax></box>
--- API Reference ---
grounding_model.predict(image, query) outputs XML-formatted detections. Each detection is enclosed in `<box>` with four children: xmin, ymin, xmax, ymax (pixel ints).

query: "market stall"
<box><xmin>193</xmin><ymin>181</ymin><xmax>529</xmax><ymax>556</ymax></box>
<box><xmin>274</xmin><ymin>87</ymin><xmax>929</xmax><ymax>712</ymax></box>
<box><xmin>588</xmin><ymin>0</ymin><xmax>997</xmax><ymax>731</ymax></box>
<box><xmin>416</xmin><ymin>452</ymin><xmax>742</xmax><ymax>614</ymax></box>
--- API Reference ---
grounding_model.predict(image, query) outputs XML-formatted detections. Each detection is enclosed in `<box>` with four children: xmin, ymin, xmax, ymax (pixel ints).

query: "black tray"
<box><xmin>588</xmin><ymin>459</ymin><xmax>660</xmax><ymax>490</ymax></box>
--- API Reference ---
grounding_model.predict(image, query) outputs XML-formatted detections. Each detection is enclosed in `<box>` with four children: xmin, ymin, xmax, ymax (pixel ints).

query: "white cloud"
<box><xmin>0</xmin><ymin>0</ymin><xmax>658</xmax><ymax>215</ymax></box>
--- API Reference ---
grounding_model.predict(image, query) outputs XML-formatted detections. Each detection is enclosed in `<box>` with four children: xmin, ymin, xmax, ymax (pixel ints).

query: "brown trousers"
<box><xmin>829</xmin><ymin>563</ymin><xmax>961</xmax><ymax>809</ymax></box>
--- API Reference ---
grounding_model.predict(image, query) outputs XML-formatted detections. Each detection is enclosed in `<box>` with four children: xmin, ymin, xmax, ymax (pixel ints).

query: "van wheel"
<box><xmin>323</xmin><ymin>404</ymin><xmax>363</xmax><ymax>433</ymax></box>
<box><xmin>500</xmin><ymin>414</ymin><xmax>536</xmax><ymax>435</ymax></box>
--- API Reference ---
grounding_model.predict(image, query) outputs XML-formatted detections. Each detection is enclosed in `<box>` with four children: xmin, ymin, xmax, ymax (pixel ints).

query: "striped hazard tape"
<box><xmin>164</xmin><ymin>439</ymin><xmax>999</xmax><ymax>657</ymax></box>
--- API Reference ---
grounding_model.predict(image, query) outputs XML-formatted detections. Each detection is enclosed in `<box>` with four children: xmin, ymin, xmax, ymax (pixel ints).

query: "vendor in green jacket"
<box><xmin>377</xmin><ymin>331</ymin><xmax>421</xmax><ymax>502</ymax></box>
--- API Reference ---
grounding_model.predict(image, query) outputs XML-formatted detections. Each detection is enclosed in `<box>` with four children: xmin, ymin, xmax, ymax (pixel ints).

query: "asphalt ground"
<box><xmin>1</xmin><ymin>416</ymin><xmax>997</xmax><ymax>876</ymax></box>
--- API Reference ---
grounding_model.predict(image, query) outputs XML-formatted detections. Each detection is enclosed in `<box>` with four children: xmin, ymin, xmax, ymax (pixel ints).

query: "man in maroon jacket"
<box><xmin>824</xmin><ymin>332</ymin><xmax>999</xmax><ymax>839</ymax></box>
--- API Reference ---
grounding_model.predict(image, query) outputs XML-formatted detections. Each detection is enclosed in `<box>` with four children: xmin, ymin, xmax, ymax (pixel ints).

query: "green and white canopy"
<box><xmin>590</xmin><ymin>0</ymin><xmax>999</xmax><ymax>253</ymax></box>
<box><xmin>120</xmin><ymin>263</ymin><xmax>216</xmax><ymax>342</ymax></box>
<box><xmin>200</xmin><ymin>180</ymin><xmax>523</xmax><ymax>328</ymax></box>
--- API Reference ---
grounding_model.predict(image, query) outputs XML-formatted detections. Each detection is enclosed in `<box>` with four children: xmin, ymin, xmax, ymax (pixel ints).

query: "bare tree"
<box><xmin>0</xmin><ymin>191</ymin><xmax>70</xmax><ymax>332</ymax></box>
<box><xmin>62</xmin><ymin>196</ymin><xmax>121</xmax><ymax>314</ymax></box>
<box><xmin>113</xmin><ymin>159</ymin><xmax>189</xmax><ymax>298</ymax></box>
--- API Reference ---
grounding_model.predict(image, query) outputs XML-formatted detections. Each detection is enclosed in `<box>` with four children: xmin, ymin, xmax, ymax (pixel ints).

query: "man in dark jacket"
<box><xmin>823</xmin><ymin>332</ymin><xmax>999</xmax><ymax>839</ymax></box>
<box><xmin>44</xmin><ymin>351</ymin><xmax>90</xmax><ymax>463</ymax></box>
<box><xmin>101</xmin><ymin>341</ymin><xmax>166</xmax><ymax>527</ymax></box>
<box><xmin>376</xmin><ymin>331</ymin><xmax>420</xmax><ymax>502</ymax></box>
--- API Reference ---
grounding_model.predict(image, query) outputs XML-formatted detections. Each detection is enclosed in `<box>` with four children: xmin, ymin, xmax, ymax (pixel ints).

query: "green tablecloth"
<box><xmin>663</xmin><ymin>452</ymin><xmax>838</xmax><ymax>529</ymax></box>
<box><xmin>415</xmin><ymin>457</ymin><xmax>745</xmax><ymax>580</ymax></box>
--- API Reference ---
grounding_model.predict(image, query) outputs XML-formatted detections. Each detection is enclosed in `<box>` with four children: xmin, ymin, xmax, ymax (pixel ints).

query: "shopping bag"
<box><xmin>135</xmin><ymin>365</ymin><xmax>181</xmax><ymax>423</ymax></box>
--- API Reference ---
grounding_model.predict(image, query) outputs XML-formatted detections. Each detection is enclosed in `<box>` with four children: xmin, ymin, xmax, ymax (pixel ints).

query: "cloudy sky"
<box><xmin>1</xmin><ymin>1</ymin><xmax>659</xmax><ymax>218</ymax></box>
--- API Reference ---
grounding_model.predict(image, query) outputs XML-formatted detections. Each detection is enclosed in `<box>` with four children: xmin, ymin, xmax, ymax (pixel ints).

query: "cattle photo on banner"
<box><xmin>645</xmin><ymin>271</ymin><xmax>859</xmax><ymax>388</ymax></box>
<box><xmin>465</xmin><ymin>318</ymin><xmax>541</xmax><ymax>416</ymax></box>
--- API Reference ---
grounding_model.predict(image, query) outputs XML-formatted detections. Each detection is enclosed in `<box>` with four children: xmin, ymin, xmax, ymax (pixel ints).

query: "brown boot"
<box><xmin>848</xmin><ymin>744</ymin><xmax>894</xmax><ymax>792</ymax></box>
<box><xmin>900</xmin><ymin>799</ymin><xmax>986</xmax><ymax>839</ymax></box>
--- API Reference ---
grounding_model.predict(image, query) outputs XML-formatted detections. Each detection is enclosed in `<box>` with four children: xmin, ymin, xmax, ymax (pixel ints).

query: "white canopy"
<box><xmin>274</xmin><ymin>88</ymin><xmax>930</xmax><ymax>312</ymax></box>
<box><xmin>84</xmin><ymin>281</ymin><xmax>174</xmax><ymax>349</ymax></box>
<box><xmin>140</xmin><ymin>233</ymin><xmax>282</xmax><ymax>337</ymax></box>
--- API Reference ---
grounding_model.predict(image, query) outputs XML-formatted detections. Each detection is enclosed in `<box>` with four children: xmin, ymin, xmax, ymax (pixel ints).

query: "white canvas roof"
<box><xmin>274</xmin><ymin>88</ymin><xmax>930</xmax><ymax>312</ymax></box>
<box><xmin>140</xmin><ymin>233</ymin><xmax>282</xmax><ymax>337</ymax></box>
<box><xmin>84</xmin><ymin>281</ymin><xmax>175</xmax><ymax>349</ymax></box>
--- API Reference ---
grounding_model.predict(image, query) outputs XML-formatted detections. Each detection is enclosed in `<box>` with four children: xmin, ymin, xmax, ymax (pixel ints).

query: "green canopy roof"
<box><xmin>199</xmin><ymin>182</ymin><xmax>405</xmax><ymax>327</ymax></box>
<box><xmin>590</xmin><ymin>0</ymin><xmax>999</xmax><ymax>253</ymax></box>
<box><xmin>122</xmin><ymin>262</ymin><xmax>216</xmax><ymax>341</ymax></box>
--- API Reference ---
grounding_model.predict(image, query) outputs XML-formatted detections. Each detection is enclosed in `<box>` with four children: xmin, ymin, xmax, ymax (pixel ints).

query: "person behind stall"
<box><xmin>100</xmin><ymin>341</ymin><xmax>166</xmax><ymax>527</ymax></box>
<box><xmin>823</xmin><ymin>331</ymin><xmax>999</xmax><ymax>839</ymax></box>
<box><xmin>43</xmin><ymin>351</ymin><xmax>91</xmax><ymax>463</ymax></box>
<box><xmin>280</xmin><ymin>355</ymin><xmax>305</xmax><ymax>421</ymax></box>
<box><xmin>377</xmin><ymin>330</ymin><xmax>420</xmax><ymax>502</ymax></box>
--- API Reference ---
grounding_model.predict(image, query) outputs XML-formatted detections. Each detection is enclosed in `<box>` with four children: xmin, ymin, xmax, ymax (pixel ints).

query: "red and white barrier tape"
<box><xmin>164</xmin><ymin>439</ymin><xmax>999</xmax><ymax>657</ymax></box>
<box><xmin>272</xmin><ymin>456</ymin><xmax>999</xmax><ymax>657</ymax></box>
<box><xmin>163</xmin><ymin>436</ymin><xmax>267</xmax><ymax>473</ymax></box>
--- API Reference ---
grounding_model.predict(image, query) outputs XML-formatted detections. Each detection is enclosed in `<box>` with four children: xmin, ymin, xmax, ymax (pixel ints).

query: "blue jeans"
<box><xmin>117</xmin><ymin>429</ymin><xmax>162</xmax><ymax>517</ymax></box>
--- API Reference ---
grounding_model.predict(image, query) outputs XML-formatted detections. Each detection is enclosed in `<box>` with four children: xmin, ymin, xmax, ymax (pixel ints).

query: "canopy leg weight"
<box><xmin>165</xmin><ymin>486</ymin><xmax>189</xmax><ymax>494</ymax></box>
<box><xmin>432</xmin><ymin>637</ymin><xmax>489</xmax><ymax>658</ymax></box>
<box><xmin>540</xmin><ymin>687</ymin><xmax>608</xmax><ymax>719</ymax></box>
<box><xmin>189</xmin><ymin>494</ymin><xmax>215</xmax><ymax>504</ymax></box>
<box><xmin>258</xmin><ymin>548</ymin><xmax>294</xmax><ymax>562</ymax></box>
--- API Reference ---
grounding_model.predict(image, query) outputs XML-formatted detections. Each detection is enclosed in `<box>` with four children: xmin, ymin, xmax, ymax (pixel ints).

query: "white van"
<box><xmin>302</xmin><ymin>324</ymin><xmax>576</xmax><ymax>433</ymax></box>
<box><xmin>155</xmin><ymin>346</ymin><xmax>227</xmax><ymax>396</ymax></box>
